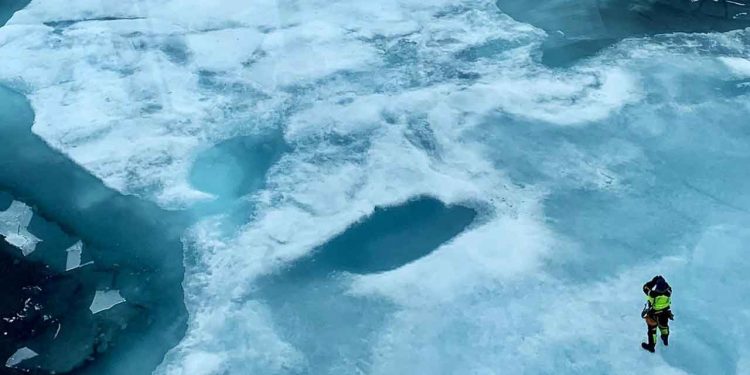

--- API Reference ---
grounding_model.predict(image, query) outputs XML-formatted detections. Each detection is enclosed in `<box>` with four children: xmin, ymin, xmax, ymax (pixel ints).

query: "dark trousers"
<box><xmin>645</xmin><ymin>310</ymin><xmax>670</xmax><ymax>346</ymax></box>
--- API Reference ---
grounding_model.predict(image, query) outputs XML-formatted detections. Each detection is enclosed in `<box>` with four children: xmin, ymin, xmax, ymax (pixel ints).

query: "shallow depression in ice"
<box><xmin>189</xmin><ymin>133</ymin><xmax>289</xmax><ymax>201</ymax></box>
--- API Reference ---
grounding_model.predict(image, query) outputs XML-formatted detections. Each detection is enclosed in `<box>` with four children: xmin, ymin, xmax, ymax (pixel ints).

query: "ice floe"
<box><xmin>0</xmin><ymin>201</ymin><xmax>41</xmax><ymax>256</ymax></box>
<box><xmin>89</xmin><ymin>290</ymin><xmax>126</xmax><ymax>314</ymax></box>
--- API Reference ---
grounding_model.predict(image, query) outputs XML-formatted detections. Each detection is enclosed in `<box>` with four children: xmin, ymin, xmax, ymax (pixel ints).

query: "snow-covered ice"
<box><xmin>1</xmin><ymin>0</ymin><xmax>750</xmax><ymax>374</ymax></box>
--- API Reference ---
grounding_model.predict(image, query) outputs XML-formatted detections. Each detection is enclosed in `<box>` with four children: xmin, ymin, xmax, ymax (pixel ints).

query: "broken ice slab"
<box><xmin>89</xmin><ymin>290</ymin><xmax>126</xmax><ymax>314</ymax></box>
<box><xmin>65</xmin><ymin>241</ymin><xmax>83</xmax><ymax>271</ymax></box>
<box><xmin>5</xmin><ymin>347</ymin><xmax>37</xmax><ymax>368</ymax></box>
<box><xmin>0</xmin><ymin>201</ymin><xmax>41</xmax><ymax>256</ymax></box>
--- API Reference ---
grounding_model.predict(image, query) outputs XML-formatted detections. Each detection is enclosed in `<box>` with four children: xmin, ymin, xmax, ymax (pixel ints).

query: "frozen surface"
<box><xmin>0</xmin><ymin>201</ymin><xmax>41</xmax><ymax>256</ymax></box>
<box><xmin>497</xmin><ymin>0</ymin><xmax>750</xmax><ymax>66</ymax></box>
<box><xmin>1</xmin><ymin>0</ymin><xmax>750</xmax><ymax>375</ymax></box>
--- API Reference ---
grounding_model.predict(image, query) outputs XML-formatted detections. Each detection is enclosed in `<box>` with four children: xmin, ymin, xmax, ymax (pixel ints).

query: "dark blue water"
<box><xmin>0</xmin><ymin>83</ymin><xmax>188</xmax><ymax>373</ymax></box>
<box><xmin>0</xmin><ymin>0</ymin><xmax>28</xmax><ymax>26</ymax></box>
<box><xmin>0</xmin><ymin>5</ymin><xmax>192</xmax><ymax>372</ymax></box>
<box><xmin>281</xmin><ymin>197</ymin><xmax>477</xmax><ymax>277</ymax></box>
<box><xmin>0</xmin><ymin>191</ymin><xmax>11</xmax><ymax>210</ymax></box>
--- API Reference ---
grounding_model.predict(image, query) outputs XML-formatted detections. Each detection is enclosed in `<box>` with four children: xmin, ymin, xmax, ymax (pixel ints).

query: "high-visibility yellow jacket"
<box><xmin>647</xmin><ymin>294</ymin><xmax>671</xmax><ymax>311</ymax></box>
<box><xmin>643</xmin><ymin>275</ymin><xmax>672</xmax><ymax>312</ymax></box>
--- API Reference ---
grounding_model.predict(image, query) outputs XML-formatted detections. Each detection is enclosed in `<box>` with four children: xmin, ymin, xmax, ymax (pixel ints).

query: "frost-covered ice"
<box><xmin>0</xmin><ymin>201</ymin><xmax>41</xmax><ymax>256</ymax></box>
<box><xmin>89</xmin><ymin>290</ymin><xmax>126</xmax><ymax>314</ymax></box>
<box><xmin>5</xmin><ymin>347</ymin><xmax>37</xmax><ymax>368</ymax></box>
<box><xmin>0</xmin><ymin>0</ymin><xmax>638</xmax><ymax>208</ymax></box>
<box><xmin>1</xmin><ymin>0</ymin><xmax>750</xmax><ymax>374</ymax></box>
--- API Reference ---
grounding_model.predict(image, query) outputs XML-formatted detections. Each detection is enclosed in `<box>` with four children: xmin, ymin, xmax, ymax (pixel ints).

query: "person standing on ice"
<box><xmin>641</xmin><ymin>275</ymin><xmax>674</xmax><ymax>353</ymax></box>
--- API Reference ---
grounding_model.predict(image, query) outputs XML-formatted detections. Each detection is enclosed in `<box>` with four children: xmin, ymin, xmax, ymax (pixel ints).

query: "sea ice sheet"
<box><xmin>1</xmin><ymin>1</ymin><xmax>749</xmax><ymax>375</ymax></box>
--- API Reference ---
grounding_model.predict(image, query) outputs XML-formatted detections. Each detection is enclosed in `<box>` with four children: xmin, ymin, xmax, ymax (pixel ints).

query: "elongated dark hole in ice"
<box><xmin>287</xmin><ymin>197</ymin><xmax>478</xmax><ymax>277</ymax></box>
<box><xmin>254</xmin><ymin>197</ymin><xmax>477</xmax><ymax>373</ymax></box>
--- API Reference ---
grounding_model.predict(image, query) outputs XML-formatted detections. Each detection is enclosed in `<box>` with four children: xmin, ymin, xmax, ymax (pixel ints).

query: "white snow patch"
<box><xmin>719</xmin><ymin>56</ymin><xmax>750</xmax><ymax>77</ymax></box>
<box><xmin>180</xmin><ymin>351</ymin><xmax>225</xmax><ymax>375</ymax></box>
<box><xmin>185</xmin><ymin>28</ymin><xmax>263</xmax><ymax>71</ymax></box>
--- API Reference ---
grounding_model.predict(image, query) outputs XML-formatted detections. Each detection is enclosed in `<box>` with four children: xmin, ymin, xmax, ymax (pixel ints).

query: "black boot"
<box><xmin>641</xmin><ymin>342</ymin><xmax>655</xmax><ymax>353</ymax></box>
<box><xmin>661</xmin><ymin>335</ymin><xmax>668</xmax><ymax>346</ymax></box>
<box><xmin>643</xmin><ymin>328</ymin><xmax>657</xmax><ymax>353</ymax></box>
